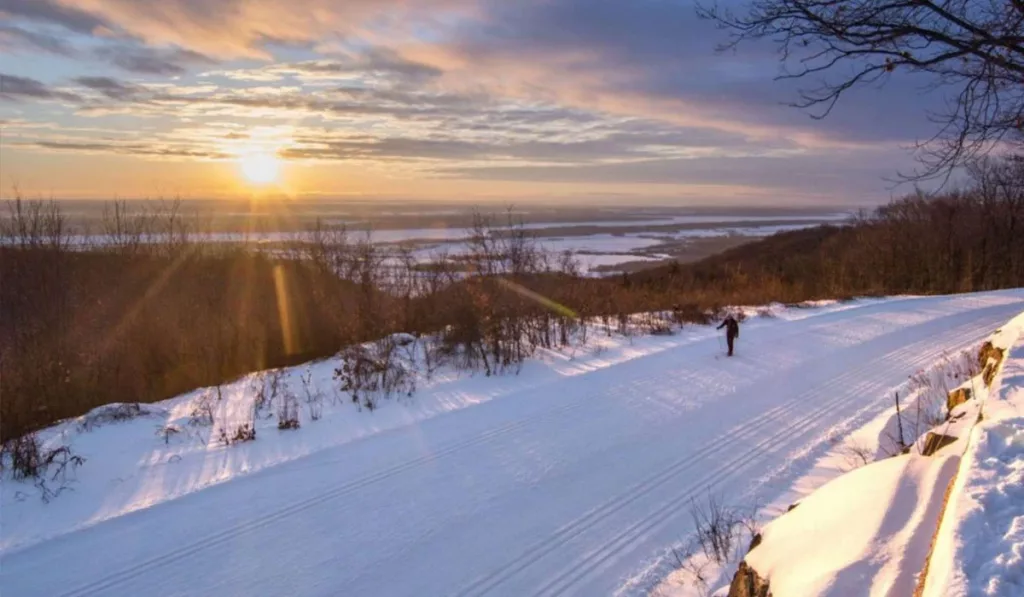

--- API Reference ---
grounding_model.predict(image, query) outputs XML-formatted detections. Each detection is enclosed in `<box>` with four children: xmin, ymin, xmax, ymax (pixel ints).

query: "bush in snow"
<box><xmin>838</xmin><ymin>438</ymin><xmax>875</xmax><ymax>471</ymax></box>
<box><xmin>335</xmin><ymin>337</ymin><xmax>417</xmax><ymax>411</ymax></box>
<box><xmin>76</xmin><ymin>403</ymin><xmax>163</xmax><ymax>432</ymax></box>
<box><xmin>188</xmin><ymin>385</ymin><xmax>222</xmax><ymax>428</ymax></box>
<box><xmin>1</xmin><ymin>433</ymin><xmax>85</xmax><ymax>502</ymax></box>
<box><xmin>663</xmin><ymin>494</ymin><xmax>761</xmax><ymax>596</ymax></box>
<box><xmin>217</xmin><ymin>392</ymin><xmax>259</xmax><ymax>446</ymax></box>
<box><xmin>156</xmin><ymin>424</ymin><xmax>182</xmax><ymax>445</ymax></box>
<box><xmin>299</xmin><ymin>367</ymin><xmax>324</xmax><ymax>421</ymax></box>
<box><xmin>254</xmin><ymin>371</ymin><xmax>285</xmax><ymax>420</ymax></box>
<box><xmin>218</xmin><ymin>423</ymin><xmax>256</xmax><ymax>445</ymax></box>
<box><xmin>277</xmin><ymin>388</ymin><xmax>301</xmax><ymax>430</ymax></box>
<box><xmin>690</xmin><ymin>493</ymin><xmax>757</xmax><ymax>566</ymax></box>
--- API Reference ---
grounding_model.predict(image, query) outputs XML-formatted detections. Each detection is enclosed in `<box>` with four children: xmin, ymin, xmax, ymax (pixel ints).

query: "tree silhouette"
<box><xmin>699</xmin><ymin>0</ymin><xmax>1024</xmax><ymax>179</ymax></box>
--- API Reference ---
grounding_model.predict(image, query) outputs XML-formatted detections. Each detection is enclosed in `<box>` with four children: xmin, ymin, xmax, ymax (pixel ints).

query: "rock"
<box><xmin>978</xmin><ymin>342</ymin><xmax>1005</xmax><ymax>386</ymax></box>
<box><xmin>983</xmin><ymin>360</ymin><xmax>1001</xmax><ymax>387</ymax></box>
<box><xmin>920</xmin><ymin>432</ymin><xmax>958</xmax><ymax>456</ymax></box>
<box><xmin>978</xmin><ymin>341</ymin><xmax>1004</xmax><ymax>369</ymax></box>
<box><xmin>748</xmin><ymin>533</ymin><xmax>763</xmax><ymax>552</ymax></box>
<box><xmin>728</xmin><ymin>561</ymin><xmax>772</xmax><ymax>597</ymax></box>
<box><xmin>786</xmin><ymin>502</ymin><xmax>800</xmax><ymax>512</ymax></box>
<box><xmin>946</xmin><ymin>387</ymin><xmax>972</xmax><ymax>417</ymax></box>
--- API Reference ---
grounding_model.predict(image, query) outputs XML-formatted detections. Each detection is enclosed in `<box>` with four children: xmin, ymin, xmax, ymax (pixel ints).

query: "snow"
<box><xmin>536</xmin><ymin>234</ymin><xmax>664</xmax><ymax>254</ymax></box>
<box><xmin>923</xmin><ymin>312</ymin><xmax>1024</xmax><ymax>597</ymax></box>
<box><xmin>632</xmin><ymin>223</ymin><xmax>829</xmax><ymax>242</ymax></box>
<box><xmin>575</xmin><ymin>253</ymin><xmax>667</xmax><ymax>269</ymax></box>
<box><xmin>649</xmin><ymin>320</ymin><xmax>990</xmax><ymax>597</ymax></box>
<box><xmin>1</xmin><ymin>290</ymin><xmax>1022</xmax><ymax>597</ymax></box>
<box><xmin>655</xmin><ymin>307</ymin><xmax>1024</xmax><ymax>597</ymax></box>
<box><xmin>748</xmin><ymin>453</ymin><xmax>960</xmax><ymax>597</ymax></box>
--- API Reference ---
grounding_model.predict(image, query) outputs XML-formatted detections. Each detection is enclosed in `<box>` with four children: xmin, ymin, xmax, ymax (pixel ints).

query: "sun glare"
<box><xmin>239</xmin><ymin>153</ymin><xmax>281</xmax><ymax>185</ymax></box>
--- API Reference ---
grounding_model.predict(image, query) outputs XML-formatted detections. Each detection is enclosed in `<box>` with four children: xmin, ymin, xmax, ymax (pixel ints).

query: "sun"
<box><xmin>239</xmin><ymin>152</ymin><xmax>280</xmax><ymax>185</ymax></box>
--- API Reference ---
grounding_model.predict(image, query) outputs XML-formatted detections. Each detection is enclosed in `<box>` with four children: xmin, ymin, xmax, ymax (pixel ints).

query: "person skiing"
<box><xmin>717</xmin><ymin>314</ymin><xmax>740</xmax><ymax>356</ymax></box>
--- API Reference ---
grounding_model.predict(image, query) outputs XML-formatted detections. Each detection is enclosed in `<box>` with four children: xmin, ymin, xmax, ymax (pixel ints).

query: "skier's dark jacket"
<box><xmin>717</xmin><ymin>316</ymin><xmax>739</xmax><ymax>339</ymax></box>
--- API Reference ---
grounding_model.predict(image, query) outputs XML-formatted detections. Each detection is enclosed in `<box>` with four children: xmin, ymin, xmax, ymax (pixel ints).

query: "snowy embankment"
<box><xmin>1</xmin><ymin>291</ymin><xmax>1022</xmax><ymax>597</ymax></box>
<box><xmin>923</xmin><ymin>320</ymin><xmax>1024</xmax><ymax>597</ymax></box>
<box><xmin>670</xmin><ymin>308</ymin><xmax>1024</xmax><ymax>597</ymax></box>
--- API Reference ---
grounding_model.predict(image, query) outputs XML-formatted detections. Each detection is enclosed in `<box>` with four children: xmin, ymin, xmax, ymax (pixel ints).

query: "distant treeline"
<box><xmin>2</xmin><ymin>157</ymin><xmax>1023</xmax><ymax>441</ymax></box>
<box><xmin>633</xmin><ymin>158</ymin><xmax>1024</xmax><ymax>298</ymax></box>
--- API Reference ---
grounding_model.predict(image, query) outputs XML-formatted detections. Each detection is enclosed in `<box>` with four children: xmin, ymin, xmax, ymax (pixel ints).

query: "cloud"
<box><xmin>16</xmin><ymin>73</ymin><xmax>779</xmax><ymax>169</ymax></box>
<box><xmin>73</xmin><ymin>76</ymin><xmax>145</xmax><ymax>100</ymax></box>
<box><xmin>93</xmin><ymin>44</ymin><xmax>216</xmax><ymax>75</ymax></box>
<box><xmin>203</xmin><ymin>49</ymin><xmax>443</xmax><ymax>87</ymax></box>
<box><xmin>0</xmin><ymin>73</ymin><xmax>80</xmax><ymax>102</ymax></box>
<box><xmin>28</xmin><ymin>139</ymin><xmax>229</xmax><ymax>159</ymax></box>
<box><xmin>0</xmin><ymin>24</ymin><xmax>73</xmax><ymax>55</ymax></box>
<box><xmin>441</xmin><ymin>150</ymin><xmax>918</xmax><ymax>197</ymax></box>
<box><xmin>283</xmin><ymin>50</ymin><xmax>442</xmax><ymax>81</ymax></box>
<box><xmin>428</xmin><ymin>0</ymin><xmax>944</xmax><ymax>146</ymax></box>
<box><xmin>63</xmin><ymin>74</ymin><xmax>757</xmax><ymax>155</ymax></box>
<box><xmin>0</xmin><ymin>0</ymin><xmax>945</xmax><ymax>148</ymax></box>
<box><xmin>13</xmin><ymin>0</ymin><xmax>471</xmax><ymax>59</ymax></box>
<box><xmin>0</xmin><ymin>0</ymin><xmax>111</xmax><ymax>35</ymax></box>
<box><xmin>0</xmin><ymin>0</ymin><xmax>949</xmax><ymax>201</ymax></box>
<box><xmin>2</xmin><ymin>0</ymin><xmax>942</xmax><ymax>147</ymax></box>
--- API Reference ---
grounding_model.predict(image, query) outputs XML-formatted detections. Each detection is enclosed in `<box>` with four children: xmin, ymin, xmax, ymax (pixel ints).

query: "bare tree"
<box><xmin>699</xmin><ymin>0</ymin><xmax>1024</xmax><ymax>179</ymax></box>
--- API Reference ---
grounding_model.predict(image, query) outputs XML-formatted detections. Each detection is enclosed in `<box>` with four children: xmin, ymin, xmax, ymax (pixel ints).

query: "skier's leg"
<box><xmin>727</xmin><ymin>335</ymin><xmax>734</xmax><ymax>356</ymax></box>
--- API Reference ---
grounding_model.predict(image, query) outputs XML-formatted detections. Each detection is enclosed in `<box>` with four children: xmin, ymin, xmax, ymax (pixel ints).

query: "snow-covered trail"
<box><xmin>3</xmin><ymin>292</ymin><xmax>1022</xmax><ymax>597</ymax></box>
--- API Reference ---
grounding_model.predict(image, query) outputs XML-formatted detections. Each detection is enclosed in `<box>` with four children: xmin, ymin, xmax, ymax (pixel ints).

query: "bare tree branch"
<box><xmin>698</xmin><ymin>0</ymin><xmax>1024</xmax><ymax>180</ymax></box>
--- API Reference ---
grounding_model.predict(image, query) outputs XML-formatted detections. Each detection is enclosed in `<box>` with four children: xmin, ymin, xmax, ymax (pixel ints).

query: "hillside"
<box><xmin>633</xmin><ymin>191</ymin><xmax>1023</xmax><ymax>301</ymax></box>
<box><xmin>4</xmin><ymin>180</ymin><xmax>1023</xmax><ymax>443</ymax></box>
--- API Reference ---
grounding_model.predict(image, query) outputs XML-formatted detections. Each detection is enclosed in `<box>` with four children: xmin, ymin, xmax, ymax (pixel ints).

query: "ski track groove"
<box><xmin>34</xmin><ymin>297</ymin><xmax>1017</xmax><ymax>597</ymax></box>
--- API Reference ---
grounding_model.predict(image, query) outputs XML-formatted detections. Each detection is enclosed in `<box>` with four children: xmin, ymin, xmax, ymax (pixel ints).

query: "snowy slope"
<box><xmin>745</xmin><ymin>446</ymin><xmax>960</xmax><ymax>597</ymax></box>
<box><xmin>923</xmin><ymin>313</ymin><xmax>1024</xmax><ymax>597</ymax></box>
<box><xmin>1</xmin><ymin>291</ymin><xmax>1022</xmax><ymax>597</ymax></box>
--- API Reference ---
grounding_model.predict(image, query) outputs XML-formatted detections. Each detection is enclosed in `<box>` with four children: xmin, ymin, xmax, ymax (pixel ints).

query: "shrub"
<box><xmin>300</xmin><ymin>367</ymin><xmax>324</xmax><ymax>421</ymax></box>
<box><xmin>690</xmin><ymin>493</ymin><xmax>754</xmax><ymax>565</ymax></box>
<box><xmin>1</xmin><ymin>433</ymin><xmax>85</xmax><ymax>502</ymax></box>
<box><xmin>77</xmin><ymin>403</ymin><xmax>161</xmax><ymax>432</ymax></box>
<box><xmin>277</xmin><ymin>388</ymin><xmax>301</xmax><ymax>430</ymax></box>
<box><xmin>156</xmin><ymin>424</ymin><xmax>182</xmax><ymax>445</ymax></box>
<box><xmin>335</xmin><ymin>337</ymin><xmax>417</xmax><ymax>410</ymax></box>
<box><xmin>188</xmin><ymin>389</ymin><xmax>217</xmax><ymax>427</ymax></box>
<box><xmin>219</xmin><ymin>424</ymin><xmax>256</xmax><ymax>445</ymax></box>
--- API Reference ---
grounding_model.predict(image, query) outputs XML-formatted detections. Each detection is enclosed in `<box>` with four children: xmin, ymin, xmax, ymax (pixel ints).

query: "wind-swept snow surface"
<box><xmin>2</xmin><ymin>291</ymin><xmax>1022</xmax><ymax>597</ymax></box>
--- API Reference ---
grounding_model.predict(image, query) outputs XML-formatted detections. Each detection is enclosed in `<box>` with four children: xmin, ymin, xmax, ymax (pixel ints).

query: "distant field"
<box><xmin>50</xmin><ymin>199</ymin><xmax>850</xmax><ymax>274</ymax></box>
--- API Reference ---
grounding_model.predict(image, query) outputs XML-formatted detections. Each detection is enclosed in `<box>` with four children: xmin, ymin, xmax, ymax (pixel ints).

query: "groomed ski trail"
<box><xmin>2</xmin><ymin>291</ymin><xmax>1022</xmax><ymax>597</ymax></box>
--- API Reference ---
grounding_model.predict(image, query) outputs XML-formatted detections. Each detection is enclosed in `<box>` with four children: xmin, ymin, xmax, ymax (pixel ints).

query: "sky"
<box><xmin>0</xmin><ymin>0</ymin><xmax>945</xmax><ymax>205</ymax></box>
